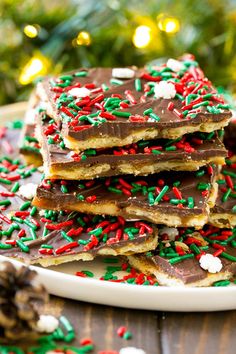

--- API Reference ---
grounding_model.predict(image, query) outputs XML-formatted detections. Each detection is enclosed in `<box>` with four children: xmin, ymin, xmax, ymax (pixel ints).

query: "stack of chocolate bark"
<box><xmin>1</xmin><ymin>54</ymin><xmax>236</xmax><ymax>287</ymax></box>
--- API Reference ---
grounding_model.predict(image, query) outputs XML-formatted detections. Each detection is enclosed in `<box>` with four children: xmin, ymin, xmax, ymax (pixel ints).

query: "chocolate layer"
<box><xmin>37</xmin><ymin>58</ymin><xmax>231</xmax><ymax>150</ymax></box>
<box><xmin>37</xmin><ymin>114</ymin><xmax>226</xmax><ymax>179</ymax></box>
<box><xmin>33</xmin><ymin>165</ymin><xmax>218</xmax><ymax>227</ymax></box>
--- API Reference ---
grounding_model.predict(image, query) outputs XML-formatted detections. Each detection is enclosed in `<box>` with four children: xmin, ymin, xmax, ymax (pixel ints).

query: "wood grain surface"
<box><xmin>37</xmin><ymin>295</ymin><xmax>236</xmax><ymax>354</ymax></box>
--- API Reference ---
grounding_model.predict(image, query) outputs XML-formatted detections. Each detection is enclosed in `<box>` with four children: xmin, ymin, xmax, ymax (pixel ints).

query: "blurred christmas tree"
<box><xmin>0</xmin><ymin>0</ymin><xmax>236</xmax><ymax>105</ymax></box>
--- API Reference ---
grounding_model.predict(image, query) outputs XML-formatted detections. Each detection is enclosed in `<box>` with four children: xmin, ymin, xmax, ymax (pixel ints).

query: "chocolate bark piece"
<box><xmin>128</xmin><ymin>225</ymin><xmax>236</xmax><ymax>286</ymax></box>
<box><xmin>33</xmin><ymin>165</ymin><xmax>218</xmax><ymax>228</ymax></box>
<box><xmin>37</xmin><ymin>113</ymin><xmax>226</xmax><ymax>180</ymax></box>
<box><xmin>36</xmin><ymin>59</ymin><xmax>231</xmax><ymax>151</ymax></box>
<box><xmin>0</xmin><ymin>150</ymin><xmax>158</xmax><ymax>264</ymax></box>
<box><xmin>209</xmin><ymin>156</ymin><xmax>236</xmax><ymax>228</ymax></box>
<box><xmin>1</xmin><ymin>214</ymin><xmax>158</xmax><ymax>267</ymax></box>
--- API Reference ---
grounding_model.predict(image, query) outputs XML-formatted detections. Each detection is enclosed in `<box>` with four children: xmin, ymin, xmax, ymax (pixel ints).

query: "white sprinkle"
<box><xmin>167</xmin><ymin>58</ymin><xmax>185</xmax><ymax>72</ymax></box>
<box><xmin>119</xmin><ymin>347</ymin><xmax>146</xmax><ymax>354</ymax></box>
<box><xmin>68</xmin><ymin>87</ymin><xmax>91</xmax><ymax>98</ymax></box>
<box><xmin>154</xmin><ymin>81</ymin><xmax>176</xmax><ymax>99</ymax></box>
<box><xmin>24</xmin><ymin>109</ymin><xmax>37</xmax><ymax>125</ymax></box>
<box><xmin>36</xmin><ymin>315</ymin><xmax>59</xmax><ymax>333</ymax></box>
<box><xmin>112</xmin><ymin>68</ymin><xmax>135</xmax><ymax>79</ymax></box>
<box><xmin>39</xmin><ymin>209</ymin><xmax>46</xmax><ymax>216</ymax></box>
<box><xmin>199</xmin><ymin>253</ymin><xmax>223</xmax><ymax>273</ymax></box>
<box><xmin>159</xmin><ymin>227</ymin><xmax>178</xmax><ymax>241</ymax></box>
<box><xmin>18</xmin><ymin>183</ymin><xmax>38</xmax><ymax>200</ymax></box>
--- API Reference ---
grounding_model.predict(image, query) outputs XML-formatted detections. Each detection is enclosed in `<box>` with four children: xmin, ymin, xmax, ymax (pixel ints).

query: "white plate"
<box><xmin>1</xmin><ymin>255</ymin><xmax>236</xmax><ymax>312</ymax></box>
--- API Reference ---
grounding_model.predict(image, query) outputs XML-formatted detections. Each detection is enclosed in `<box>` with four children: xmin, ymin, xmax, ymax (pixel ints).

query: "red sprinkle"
<box><xmin>85</xmin><ymin>195</ymin><xmax>97</xmax><ymax>203</ymax></box>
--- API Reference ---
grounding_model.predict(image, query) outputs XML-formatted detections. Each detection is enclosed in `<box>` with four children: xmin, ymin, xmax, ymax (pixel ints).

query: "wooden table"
<box><xmin>1</xmin><ymin>102</ymin><xmax>235</xmax><ymax>354</ymax></box>
<box><xmin>31</xmin><ymin>294</ymin><xmax>235</xmax><ymax>354</ymax></box>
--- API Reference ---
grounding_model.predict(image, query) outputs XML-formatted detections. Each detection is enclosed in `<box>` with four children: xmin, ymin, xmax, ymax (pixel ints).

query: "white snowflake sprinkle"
<box><xmin>112</xmin><ymin>68</ymin><xmax>135</xmax><ymax>79</ymax></box>
<box><xmin>199</xmin><ymin>253</ymin><xmax>223</xmax><ymax>273</ymax></box>
<box><xmin>119</xmin><ymin>347</ymin><xmax>146</xmax><ymax>354</ymax></box>
<box><xmin>37</xmin><ymin>315</ymin><xmax>59</xmax><ymax>333</ymax></box>
<box><xmin>154</xmin><ymin>81</ymin><xmax>176</xmax><ymax>99</ymax></box>
<box><xmin>18</xmin><ymin>183</ymin><xmax>38</xmax><ymax>200</ymax></box>
<box><xmin>68</xmin><ymin>87</ymin><xmax>91</xmax><ymax>98</ymax></box>
<box><xmin>167</xmin><ymin>58</ymin><xmax>185</xmax><ymax>72</ymax></box>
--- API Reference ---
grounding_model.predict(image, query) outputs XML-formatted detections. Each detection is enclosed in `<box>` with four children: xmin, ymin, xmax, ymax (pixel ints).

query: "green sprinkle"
<box><xmin>197</xmin><ymin>182</ymin><xmax>210</xmax><ymax>190</ymax></box>
<box><xmin>152</xmin><ymin>149</ymin><xmax>162</xmax><ymax>155</ymax></box>
<box><xmin>77</xmin><ymin>194</ymin><xmax>85</xmax><ymax>201</ymax></box>
<box><xmin>222</xmin><ymin>188</ymin><xmax>231</xmax><ymax>202</ymax></box>
<box><xmin>154</xmin><ymin>185</ymin><xmax>169</xmax><ymax>204</ymax></box>
<box><xmin>110</xmin><ymin>78</ymin><xmax>123</xmax><ymax>85</ymax></box>
<box><xmin>232</xmin><ymin>205</ymin><xmax>236</xmax><ymax>213</ymax></box>
<box><xmin>165</xmin><ymin>146</ymin><xmax>177</xmax><ymax>151</ymax></box>
<box><xmin>30</xmin><ymin>206</ymin><xmax>37</xmax><ymax>216</ymax></box>
<box><xmin>81</xmin><ymin>270</ymin><xmax>94</xmax><ymax>277</ymax></box>
<box><xmin>108</xmin><ymin>186</ymin><xmax>122</xmax><ymax>194</ymax></box>
<box><xmin>20</xmin><ymin>201</ymin><xmax>31</xmax><ymax>211</ymax></box>
<box><xmin>23</xmin><ymin>219</ymin><xmax>37</xmax><ymax>230</ymax></box>
<box><xmin>123</xmin><ymin>331</ymin><xmax>132</xmax><ymax>340</ymax></box>
<box><xmin>190</xmin><ymin>243</ymin><xmax>200</xmax><ymax>254</ymax></box>
<box><xmin>187</xmin><ymin>197</ymin><xmax>194</xmax><ymax>208</ymax></box>
<box><xmin>170</xmin><ymin>198</ymin><xmax>186</xmax><ymax>205</ymax></box>
<box><xmin>135</xmin><ymin>78</ymin><xmax>142</xmax><ymax>92</ymax></box>
<box><xmin>149</xmin><ymin>112</ymin><xmax>160</xmax><ymax>121</ymax></box>
<box><xmin>74</xmin><ymin>71</ymin><xmax>88</xmax><ymax>77</ymax></box>
<box><xmin>0</xmin><ymin>199</ymin><xmax>11</xmax><ymax>206</ymax></box>
<box><xmin>196</xmin><ymin>170</ymin><xmax>205</xmax><ymax>177</ymax></box>
<box><xmin>169</xmin><ymin>253</ymin><xmax>194</xmax><ymax>264</ymax></box>
<box><xmin>0</xmin><ymin>178</ymin><xmax>11</xmax><ymax>185</ymax></box>
<box><xmin>61</xmin><ymin>185</ymin><xmax>68</xmax><ymax>193</ymax></box>
<box><xmin>173</xmin><ymin>181</ymin><xmax>181</xmax><ymax>187</ymax></box>
<box><xmin>0</xmin><ymin>243</ymin><xmax>13</xmax><ymax>249</ymax></box>
<box><xmin>41</xmin><ymin>244</ymin><xmax>53</xmax><ymax>249</ymax></box>
<box><xmin>143</xmin><ymin>108</ymin><xmax>153</xmax><ymax>115</ymax></box>
<box><xmin>61</xmin><ymin>231</ymin><xmax>73</xmax><ymax>242</ymax></box>
<box><xmin>111</xmin><ymin>110</ymin><xmax>131</xmax><ymax>118</ymax></box>
<box><xmin>222</xmin><ymin>170</ymin><xmax>236</xmax><ymax>178</ymax></box>
<box><xmin>148</xmin><ymin>191</ymin><xmax>155</xmax><ymax>205</ymax></box>
<box><xmin>103</xmin><ymin>257</ymin><xmax>119</xmax><ymax>263</ymax></box>
<box><xmin>221</xmin><ymin>252</ymin><xmax>236</xmax><ymax>262</ymax></box>
<box><xmin>213</xmin><ymin>280</ymin><xmax>231</xmax><ymax>287</ymax></box>
<box><xmin>88</xmin><ymin>227</ymin><xmax>103</xmax><ymax>236</ymax></box>
<box><xmin>16</xmin><ymin>240</ymin><xmax>29</xmax><ymax>253</ymax></box>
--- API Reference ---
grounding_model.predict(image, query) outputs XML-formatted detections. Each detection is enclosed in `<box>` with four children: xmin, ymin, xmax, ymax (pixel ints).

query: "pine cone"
<box><xmin>0</xmin><ymin>261</ymin><xmax>48</xmax><ymax>341</ymax></box>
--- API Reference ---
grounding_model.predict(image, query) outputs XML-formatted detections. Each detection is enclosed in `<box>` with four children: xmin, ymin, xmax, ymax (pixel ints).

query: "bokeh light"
<box><xmin>19</xmin><ymin>53</ymin><xmax>50</xmax><ymax>85</ymax></box>
<box><xmin>75</xmin><ymin>31</ymin><xmax>91</xmax><ymax>46</ymax></box>
<box><xmin>132</xmin><ymin>25</ymin><xmax>152</xmax><ymax>48</ymax></box>
<box><xmin>157</xmin><ymin>16</ymin><xmax>180</xmax><ymax>34</ymax></box>
<box><xmin>23</xmin><ymin>25</ymin><xmax>39</xmax><ymax>38</ymax></box>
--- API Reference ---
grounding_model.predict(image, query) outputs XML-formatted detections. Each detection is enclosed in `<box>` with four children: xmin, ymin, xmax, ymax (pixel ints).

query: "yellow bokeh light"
<box><xmin>19</xmin><ymin>53</ymin><xmax>50</xmax><ymax>85</ymax></box>
<box><xmin>75</xmin><ymin>31</ymin><xmax>91</xmax><ymax>46</ymax></box>
<box><xmin>132</xmin><ymin>25</ymin><xmax>152</xmax><ymax>48</ymax></box>
<box><xmin>23</xmin><ymin>25</ymin><xmax>39</xmax><ymax>38</ymax></box>
<box><xmin>158</xmin><ymin>16</ymin><xmax>180</xmax><ymax>34</ymax></box>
